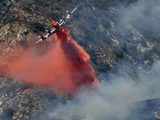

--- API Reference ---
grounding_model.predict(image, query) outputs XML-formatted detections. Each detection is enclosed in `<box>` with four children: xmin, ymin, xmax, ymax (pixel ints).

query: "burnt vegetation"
<box><xmin>0</xmin><ymin>0</ymin><xmax>160</xmax><ymax>120</ymax></box>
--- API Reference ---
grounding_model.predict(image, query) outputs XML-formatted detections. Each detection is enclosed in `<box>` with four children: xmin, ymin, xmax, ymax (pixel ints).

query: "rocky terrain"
<box><xmin>0</xmin><ymin>0</ymin><xmax>160</xmax><ymax>120</ymax></box>
<box><xmin>0</xmin><ymin>1</ymin><xmax>74</xmax><ymax>119</ymax></box>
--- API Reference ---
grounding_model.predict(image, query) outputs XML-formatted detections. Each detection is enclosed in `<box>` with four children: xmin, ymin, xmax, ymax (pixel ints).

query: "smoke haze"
<box><xmin>0</xmin><ymin>0</ymin><xmax>160</xmax><ymax>120</ymax></box>
<box><xmin>37</xmin><ymin>61</ymin><xmax>160</xmax><ymax>120</ymax></box>
<box><xmin>39</xmin><ymin>0</ymin><xmax>160</xmax><ymax>119</ymax></box>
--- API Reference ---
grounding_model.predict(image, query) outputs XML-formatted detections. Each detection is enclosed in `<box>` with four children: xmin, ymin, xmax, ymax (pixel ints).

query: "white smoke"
<box><xmin>118</xmin><ymin>0</ymin><xmax>160</xmax><ymax>37</ymax></box>
<box><xmin>39</xmin><ymin>61</ymin><xmax>160</xmax><ymax>120</ymax></box>
<box><xmin>38</xmin><ymin>0</ymin><xmax>160</xmax><ymax>119</ymax></box>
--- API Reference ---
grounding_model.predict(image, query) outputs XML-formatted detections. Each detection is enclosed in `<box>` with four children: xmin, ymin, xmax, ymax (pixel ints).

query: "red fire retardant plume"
<box><xmin>0</xmin><ymin>21</ymin><xmax>99</xmax><ymax>95</ymax></box>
